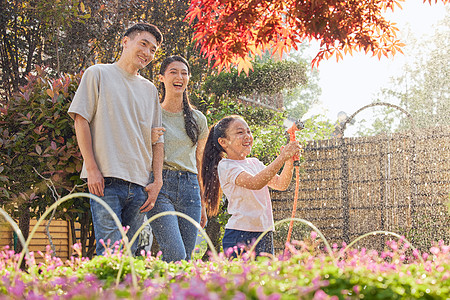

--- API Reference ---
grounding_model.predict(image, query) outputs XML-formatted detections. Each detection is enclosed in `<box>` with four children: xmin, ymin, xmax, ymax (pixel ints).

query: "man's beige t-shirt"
<box><xmin>68</xmin><ymin>63</ymin><xmax>163</xmax><ymax>187</ymax></box>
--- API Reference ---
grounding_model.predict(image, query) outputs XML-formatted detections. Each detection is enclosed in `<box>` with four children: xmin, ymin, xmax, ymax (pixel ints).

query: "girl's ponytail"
<box><xmin>201</xmin><ymin>115</ymin><xmax>243</xmax><ymax>216</ymax></box>
<box><xmin>201</xmin><ymin>127</ymin><xmax>224</xmax><ymax>216</ymax></box>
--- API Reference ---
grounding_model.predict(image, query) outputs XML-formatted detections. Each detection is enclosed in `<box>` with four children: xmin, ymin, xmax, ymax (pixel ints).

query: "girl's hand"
<box><xmin>151</xmin><ymin>127</ymin><xmax>165</xmax><ymax>144</ymax></box>
<box><xmin>281</xmin><ymin>141</ymin><xmax>302</xmax><ymax>161</ymax></box>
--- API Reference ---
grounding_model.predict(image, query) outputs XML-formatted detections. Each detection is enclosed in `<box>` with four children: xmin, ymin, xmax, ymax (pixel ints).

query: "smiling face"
<box><xmin>159</xmin><ymin>61</ymin><xmax>190</xmax><ymax>96</ymax></box>
<box><xmin>121</xmin><ymin>31</ymin><xmax>158</xmax><ymax>73</ymax></box>
<box><xmin>218</xmin><ymin>118</ymin><xmax>253</xmax><ymax>160</ymax></box>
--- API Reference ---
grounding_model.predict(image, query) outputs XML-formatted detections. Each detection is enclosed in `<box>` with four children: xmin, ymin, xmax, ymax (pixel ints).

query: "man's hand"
<box><xmin>200</xmin><ymin>206</ymin><xmax>207</xmax><ymax>228</ymax></box>
<box><xmin>140</xmin><ymin>181</ymin><xmax>163</xmax><ymax>213</ymax></box>
<box><xmin>87</xmin><ymin>167</ymin><xmax>104</xmax><ymax>197</ymax></box>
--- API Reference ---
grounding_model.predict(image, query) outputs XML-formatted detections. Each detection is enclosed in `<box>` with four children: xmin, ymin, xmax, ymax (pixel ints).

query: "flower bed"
<box><xmin>1</xmin><ymin>234</ymin><xmax>449</xmax><ymax>299</ymax></box>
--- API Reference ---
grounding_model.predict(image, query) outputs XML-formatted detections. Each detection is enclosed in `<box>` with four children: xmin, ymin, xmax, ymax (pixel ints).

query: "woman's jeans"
<box><xmin>222</xmin><ymin>228</ymin><xmax>274</xmax><ymax>258</ymax></box>
<box><xmin>90</xmin><ymin>177</ymin><xmax>147</xmax><ymax>256</ymax></box>
<box><xmin>147</xmin><ymin>170</ymin><xmax>202</xmax><ymax>262</ymax></box>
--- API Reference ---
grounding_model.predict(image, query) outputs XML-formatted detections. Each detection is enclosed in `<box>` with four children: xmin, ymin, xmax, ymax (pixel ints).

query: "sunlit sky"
<box><xmin>302</xmin><ymin>0</ymin><xmax>447</xmax><ymax>135</ymax></box>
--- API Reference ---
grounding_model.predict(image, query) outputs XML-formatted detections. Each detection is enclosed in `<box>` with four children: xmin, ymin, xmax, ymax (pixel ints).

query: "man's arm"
<box><xmin>140</xmin><ymin>142</ymin><xmax>164</xmax><ymax>212</ymax></box>
<box><xmin>74</xmin><ymin>114</ymin><xmax>104</xmax><ymax>196</ymax></box>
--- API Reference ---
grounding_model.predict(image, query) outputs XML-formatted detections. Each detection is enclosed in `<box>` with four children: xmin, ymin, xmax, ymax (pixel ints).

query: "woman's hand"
<box><xmin>151</xmin><ymin>127</ymin><xmax>165</xmax><ymax>144</ymax></box>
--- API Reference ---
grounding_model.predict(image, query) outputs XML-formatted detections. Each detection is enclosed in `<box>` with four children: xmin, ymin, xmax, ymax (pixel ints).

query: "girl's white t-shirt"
<box><xmin>218</xmin><ymin>157</ymin><xmax>274</xmax><ymax>232</ymax></box>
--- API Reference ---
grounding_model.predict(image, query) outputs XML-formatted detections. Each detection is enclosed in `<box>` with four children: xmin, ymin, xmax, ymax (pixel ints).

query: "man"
<box><xmin>68</xmin><ymin>23</ymin><xmax>164</xmax><ymax>255</ymax></box>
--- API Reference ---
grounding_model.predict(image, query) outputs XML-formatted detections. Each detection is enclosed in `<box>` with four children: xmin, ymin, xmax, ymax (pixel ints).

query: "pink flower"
<box><xmin>430</xmin><ymin>247</ymin><xmax>439</xmax><ymax>255</ymax></box>
<box><xmin>389</xmin><ymin>241</ymin><xmax>398</xmax><ymax>251</ymax></box>
<box><xmin>313</xmin><ymin>289</ymin><xmax>338</xmax><ymax>300</ymax></box>
<box><xmin>313</xmin><ymin>290</ymin><xmax>328</xmax><ymax>300</ymax></box>
<box><xmin>332</xmin><ymin>243</ymin><xmax>338</xmax><ymax>251</ymax></box>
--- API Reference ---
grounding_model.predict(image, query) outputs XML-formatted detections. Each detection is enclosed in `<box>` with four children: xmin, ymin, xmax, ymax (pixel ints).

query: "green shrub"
<box><xmin>0</xmin><ymin>66</ymin><xmax>90</xmax><ymax>254</ymax></box>
<box><xmin>1</xmin><ymin>66</ymin><xmax>83</xmax><ymax>214</ymax></box>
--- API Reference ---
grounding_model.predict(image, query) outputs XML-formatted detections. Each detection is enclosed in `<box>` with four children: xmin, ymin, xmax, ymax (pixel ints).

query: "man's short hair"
<box><xmin>124</xmin><ymin>23</ymin><xmax>163</xmax><ymax>46</ymax></box>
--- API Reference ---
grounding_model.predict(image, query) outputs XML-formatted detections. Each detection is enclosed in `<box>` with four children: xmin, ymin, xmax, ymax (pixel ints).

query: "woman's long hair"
<box><xmin>159</xmin><ymin>55</ymin><xmax>199</xmax><ymax>145</ymax></box>
<box><xmin>201</xmin><ymin>115</ymin><xmax>243</xmax><ymax>216</ymax></box>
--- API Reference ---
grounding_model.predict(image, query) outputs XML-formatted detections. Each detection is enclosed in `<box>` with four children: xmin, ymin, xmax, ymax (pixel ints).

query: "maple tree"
<box><xmin>187</xmin><ymin>0</ymin><xmax>449</xmax><ymax>74</ymax></box>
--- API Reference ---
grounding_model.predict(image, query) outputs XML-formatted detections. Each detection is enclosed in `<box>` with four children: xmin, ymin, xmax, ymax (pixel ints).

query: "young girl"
<box><xmin>145</xmin><ymin>55</ymin><xmax>208</xmax><ymax>262</ymax></box>
<box><xmin>201</xmin><ymin>115</ymin><xmax>301</xmax><ymax>257</ymax></box>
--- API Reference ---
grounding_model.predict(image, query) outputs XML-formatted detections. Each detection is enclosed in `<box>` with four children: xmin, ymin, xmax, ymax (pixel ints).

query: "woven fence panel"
<box><xmin>272</xmin><ymin>126</ymin><xmax>450</xmax><ymax>253</ymax></box>
<box><xmin>0</xmin><ymin>218</ymin><xmax>72</xmax><ymax>261</ymax></box>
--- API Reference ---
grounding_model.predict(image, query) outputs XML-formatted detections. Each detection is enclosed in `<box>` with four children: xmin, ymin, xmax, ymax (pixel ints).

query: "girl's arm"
<box><xmin>267</xmin><ymin>159</ymin><xmax>294</xmax><ymax>191</ymax></box>
<box><xmin>235</xmin><ymin>141</ymin><xmax>301</xmax><ymax>190</ymax></box>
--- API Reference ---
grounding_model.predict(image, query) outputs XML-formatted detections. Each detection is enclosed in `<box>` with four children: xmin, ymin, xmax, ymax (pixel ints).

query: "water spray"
<box><xmin>283</xmin><ymin>120</ymin><xmax>304</xmax><ymax>254</ymax></box>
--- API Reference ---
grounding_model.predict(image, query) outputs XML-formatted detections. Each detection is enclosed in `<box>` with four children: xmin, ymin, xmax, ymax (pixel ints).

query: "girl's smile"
<box><xmin>219</xmin><ymin>119</ymin><xmax>253</xmax><ymax>160</ymax></box>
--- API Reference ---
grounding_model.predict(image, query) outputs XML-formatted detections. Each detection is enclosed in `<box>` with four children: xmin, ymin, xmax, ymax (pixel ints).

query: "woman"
<box><xmin>147</xmin><ymin>55</ymin><xmax>208</xmax><ymax>262</ymax></box>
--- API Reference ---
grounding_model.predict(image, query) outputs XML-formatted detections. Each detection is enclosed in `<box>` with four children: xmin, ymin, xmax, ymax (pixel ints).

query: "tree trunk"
<box><xmin>202</xmin><ymin>216</ymin><xmax>222</xmax><ymax>261</ymax></box>
<box><xmin>16</xmin><ymin>204</ymin><xmax>30</xmax><ymax>254</ymax></box>
<box><xmin>16</xmin><ymin>204</ymin><xmax>30</xmax><ymax>269</ymax></box>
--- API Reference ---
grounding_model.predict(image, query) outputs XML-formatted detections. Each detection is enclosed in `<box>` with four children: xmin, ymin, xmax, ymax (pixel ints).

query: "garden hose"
<box><xmin>282</xmin><ymin>119</ymin><xmax>304</xmax><ymax>255</ymax></box>
<box><xmin>284</xmin><ymin>163</ymin><xmax>300</xmax><ymax>254</ymax></box>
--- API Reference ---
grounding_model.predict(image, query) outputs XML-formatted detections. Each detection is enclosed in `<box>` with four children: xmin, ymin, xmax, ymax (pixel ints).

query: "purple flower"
<box><xmin>7</xmin><ymin>277</ymin><xmax>26</xmax><ymax>298</ymax></box>
<box><xmin>50</xmin><ymin>277</ymin><xmax>66</xmax><ymax>287</ymax></box>
<box><xmin>233</xmin><ymin>292</ymin><xmax>247</xmax><ymax>300</ymax></box>
<box><xmin>26</xmin><ymin>290</ymin><xmax>46</xmax><ymax>300</ymax></box>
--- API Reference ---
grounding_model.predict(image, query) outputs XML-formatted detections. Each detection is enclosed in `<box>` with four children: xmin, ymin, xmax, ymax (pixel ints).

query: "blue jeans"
<box><xmin>146</xmin><ymin>170</ymin><xmax>202</xmax><ymax>262</ymax></box>
<box><xmin>90</xmin><ymin>177</ymin><xmax>147</xmax><ymax>255</ymax></box>
<box><xmin>222</xmin><ymin>228</ymin><xmax>274</xmax><ymax>258</ymax></box>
